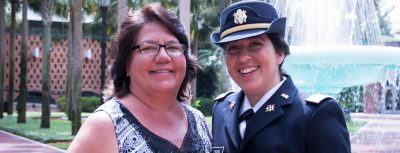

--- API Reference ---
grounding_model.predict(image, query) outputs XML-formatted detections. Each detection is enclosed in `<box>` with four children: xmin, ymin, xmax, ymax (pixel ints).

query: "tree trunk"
<box><xmin>40</xmin><ymin>0</ymin><xmax>54</xmax><ymax>128</ymax></box>
<box><xmin>179</xmin><ymin>0</ymin><xmax>194</xmax><ymax>104</ymax></box>
<box><xmin>7</xmin><ymin>0</ymin><xmax>18</xmax><ymax>115</ymax></box>
<box><xmin>70</xmin><ymin>0</ymin><xmax>82</xmax><ymax>135</ymax></box>
<box><xmin>17</xmin><ymin>0</ymin><xmax>29</xmax><ymax>123</ymax></box>
<box><xmin>117</xmin><ymin>0</ymin><xmax>127</xmax><ymax>34</ymax></box>
<box><xmin>191</xmin><ymin>31</ymin><xmax>199</xmax><ymax>105</ymax></box>
<box><xmin>0</xmin><ymin>0</ymin><xmax>5</xmax><ymax>118</ymax></box>
<box><xmin>65</xmin><ymin>5</ymin><xmax>73</xmax><ymax>121</ymax></box>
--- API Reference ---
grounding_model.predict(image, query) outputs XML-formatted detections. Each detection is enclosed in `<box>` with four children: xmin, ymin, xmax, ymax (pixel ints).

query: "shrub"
<box><xmin>193</xmin><ymin>97</ymin><xmax>214</xmax><ymax>116</ymax></box>
<box><xmin>56</xmin><ymin>96</ymin><xmax>101</xmax><ymax>113</ymax></box>
<box><xmin>56</xmin><ymin>96</ymin><xmax>66</xmax><ymax>112</ymax></box>
<box><xmin>81</xmin><ymin>97</ymin><xmax>101</xmax><ymax>112</ymax></box>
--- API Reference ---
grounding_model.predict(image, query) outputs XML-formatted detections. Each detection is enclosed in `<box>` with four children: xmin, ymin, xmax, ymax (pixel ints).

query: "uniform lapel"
<box><xmin>240</xmin><ymin>76</ymin><xmax>298</xmax><ymax>150</ymax></box>
<box><xmin>223</xmin><ymin>91</ymin><xmax>244</xmax><ymax>151</ymax></box>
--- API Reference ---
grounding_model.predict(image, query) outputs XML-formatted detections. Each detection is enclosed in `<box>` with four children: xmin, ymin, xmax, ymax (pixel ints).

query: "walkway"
<box><xmin>0</xmin><ymin>130</ymin><xmax>65</xmax><ymax>153</ymax></box>
<box><xmin>351</xmin><ymin>113</ymin><xmax>400</xmax><ymax>153</ymax></box>
<box><xmin>1</xmin><ymin>113</ymin><xmax>400</xmax><ymax>152</ymax></box>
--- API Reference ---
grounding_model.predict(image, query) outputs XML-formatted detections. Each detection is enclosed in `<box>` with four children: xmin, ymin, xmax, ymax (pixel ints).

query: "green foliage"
<box><xmin>56</xmin><ymin>96</ymin><xmax>101</xmax><ymax>113</ymax></box>
<box><xmin>346</xmin><ymin>121</ymin><xmax>368</xmax><ymax>133</ymax></box>
<box><xmin>337</xmin><ymin>85</ymin><xmax>364</xmax><ymax>113</ymax></box>
<box><xmin>56</xmin><ymin>96</ymin><xmax>66</xmax><ymax>112</ymax></box>
<box><xmin>193</xmin><ymin>97</ymin><xmax>214</xmax><ymax>116</ymax></box>
<box><xmin>0</xmin><ymin>112</ymin><xmax>74</xmax><ymax>143</ymax></box>
<box><xmin>81</xmin><ymin>96</ymin><xmax>101</xmax><ymax>112</ymax></box>
<box><xmin>197</xmin><ymin>67</ymin><xmax>219</xmax><ymax>99</ymax></box>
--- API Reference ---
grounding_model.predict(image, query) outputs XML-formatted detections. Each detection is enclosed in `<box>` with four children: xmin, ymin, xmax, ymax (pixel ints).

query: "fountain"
<box><xmin>266</xmin><ymin>0</ymin><xmax>400</xmax><ymax>152</ymax></box>
<box><xmin>284</xmin><ymin>45</ymin><xmax>400</xmax><ymax>96</ymax></box>
<box><xmin>267</xmin><ymin>0</ymin><xmax>400</xmax><ymax>98</ymax></box>
<box><xmin>272</xmin><ymin>0</ymin><xmax>382</xmax><ymax>45</ymax></box>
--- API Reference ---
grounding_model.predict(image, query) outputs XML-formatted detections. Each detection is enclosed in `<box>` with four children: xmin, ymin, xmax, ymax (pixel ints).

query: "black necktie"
<box><xmin>239</xmin><ymin>109</ymin><xmax>254</xmax><ymax>124</ymax></box>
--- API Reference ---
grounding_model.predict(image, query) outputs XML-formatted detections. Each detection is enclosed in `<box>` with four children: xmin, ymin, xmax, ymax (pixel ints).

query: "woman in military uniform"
<box><xmin>210</xmin><ymin>1</ymin><xmax>351</xmax><ymax>153</ymax></box>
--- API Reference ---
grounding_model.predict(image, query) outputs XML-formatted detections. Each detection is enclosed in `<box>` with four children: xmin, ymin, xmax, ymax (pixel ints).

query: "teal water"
<box><xmin>284</xmin><ymin>46</ymin><xmax>400</xmax><ymax>96</ymax></box>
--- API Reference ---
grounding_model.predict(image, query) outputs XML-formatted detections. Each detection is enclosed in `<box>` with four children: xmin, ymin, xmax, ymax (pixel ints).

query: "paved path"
<box><xmin>351</xmin><ymin>113</ymin><xmax>400</xmax><ymax>153</ymax></box>
<box><xmin>0</xmin><ymin>130</ymin><xmax>65</xmax><ymax>153</ymax></box>
<box><xmin>1</xmin><ymin>113</ymin><xmax>400</xmax><ymax>152</ymax></box>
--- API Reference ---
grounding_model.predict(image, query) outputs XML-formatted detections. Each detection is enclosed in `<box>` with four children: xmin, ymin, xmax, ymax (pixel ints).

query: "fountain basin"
<box><xmin>284</xmin><ymin>45</ymin><xmax>400</xmax><ymax>95</ymax></box>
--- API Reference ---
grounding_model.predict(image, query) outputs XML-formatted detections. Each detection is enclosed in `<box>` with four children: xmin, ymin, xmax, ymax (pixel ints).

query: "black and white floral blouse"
<box><xmin>95</xmin><ymin>97</ymin><xmax>212</xmax><ymax>153</ymax></box>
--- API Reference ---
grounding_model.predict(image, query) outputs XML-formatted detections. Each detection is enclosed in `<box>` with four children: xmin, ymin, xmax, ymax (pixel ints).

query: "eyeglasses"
<box><xmin>132</xmin><ymin>43</ymin><xmax>186</xmax><ymax>57</ymax></box>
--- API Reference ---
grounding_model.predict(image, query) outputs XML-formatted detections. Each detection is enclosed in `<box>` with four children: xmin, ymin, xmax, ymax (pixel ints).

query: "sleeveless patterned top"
<box><xmin>95</xmin><ymin>97</ymin><xmax>212</xmax><ymax>153</ymax></box>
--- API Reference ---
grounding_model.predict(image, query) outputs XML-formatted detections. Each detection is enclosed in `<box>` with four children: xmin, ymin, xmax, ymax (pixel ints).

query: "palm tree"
<box><xmin>178</xmin><ymin>0</ymin><xmax>194</xmax><ymax>103</ymax></box>
<box><xmin>40</xmin><ymin>0</ymin><xmax>54</xmax><ymax>128</ymax></box>
<box><xmin>118</xmin><ymin>0</ymin><xmax>128</xmax><ymax>34</ymax></box>
<box><xmin>69</xmin><ymin>0</ymin><xmax>83</xmax><ymax>135</ymax></box>
<box><xmin>65</xmin><ymin>4</ymin><xmax>73</xmax><ymax>121</ymax></box>
<box><xmin>17</xmin><ymin>0</ymin><xmax>29</xmax><ymax>123</ymax></box>
<box><xmin>0</xmin><ymin>0</ymin><xmax>5</xmax><ymax>118</ymax></box>
<box><xmin>189</xmin><ymin>0</ymin><xmax>238</xmax><ymax>96</ymax></box>
<box><xmin>7</xmin><ymin>0</ymin><xmax>18</xmax><ymax>115</ymax></box>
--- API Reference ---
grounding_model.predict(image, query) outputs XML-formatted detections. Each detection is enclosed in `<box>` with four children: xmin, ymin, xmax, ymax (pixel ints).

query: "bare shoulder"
<box><xmin>67</xmin><ymin>111</ymin><xmax>118</xmax><ymax>153</ymax></box>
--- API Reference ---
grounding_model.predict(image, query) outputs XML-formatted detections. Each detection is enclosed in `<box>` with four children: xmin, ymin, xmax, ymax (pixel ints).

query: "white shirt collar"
<box><xmin>239</xmin><ymin>76</ymin><xmax>287</xmax><ymax>115</ymax></box>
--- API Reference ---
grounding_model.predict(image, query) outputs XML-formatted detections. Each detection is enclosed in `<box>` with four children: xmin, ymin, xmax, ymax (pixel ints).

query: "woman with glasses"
<box><xmin>68</xmin><ymin>3</ymin><xmax>211</xmax><ymax>153</ymax></box>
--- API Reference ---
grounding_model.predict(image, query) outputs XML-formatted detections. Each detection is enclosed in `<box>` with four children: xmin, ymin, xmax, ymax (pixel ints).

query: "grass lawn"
<box><xmin>0</xmin><ymin>113</ymin><xmax>365</xmax><ymax>151</ymax></box>
<box><xmin>347</xmin><ymin>120</ymin><xmax>368</xmax><ymax>133</ymax></box>
<box><xmin>0</xmin><ymin>112</ymin><xmax>89</xmax><ymax>150</ymax></box>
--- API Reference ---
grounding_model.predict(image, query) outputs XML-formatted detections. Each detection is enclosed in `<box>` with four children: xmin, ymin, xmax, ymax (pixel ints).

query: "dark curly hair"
<box><xmin>105</xmin><ymin>3</ymin><xmax>199</xmax><ymax>102</ymax></box>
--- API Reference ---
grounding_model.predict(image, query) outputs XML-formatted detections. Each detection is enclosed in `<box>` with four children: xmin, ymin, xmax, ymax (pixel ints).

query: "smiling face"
<box><xmin>127</xmin><ymin>22</ymin><xmax>186</xmax><ymax>96</ymax></box>
<box><xmin>224</xmin><ymin>34</ymin><xmax>285</xmax><ymax>101</ymax></box>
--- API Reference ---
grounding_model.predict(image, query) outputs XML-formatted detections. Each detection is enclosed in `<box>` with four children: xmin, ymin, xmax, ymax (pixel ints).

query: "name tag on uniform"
<box><xmin>211</xmin><ymin>146</ymin><xmax>224</xmax><ymax>153</ymax></box>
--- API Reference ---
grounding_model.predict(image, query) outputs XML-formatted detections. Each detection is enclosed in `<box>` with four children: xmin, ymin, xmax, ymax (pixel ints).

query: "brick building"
<box><xmin>2</xmin><ymin>34</ymin><xmax>112</xmax><ymax>101</ymax></box>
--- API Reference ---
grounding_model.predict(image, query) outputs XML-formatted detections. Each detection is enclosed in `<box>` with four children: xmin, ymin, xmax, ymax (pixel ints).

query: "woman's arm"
<box><xmin>67</xmin><ymin>111</ymin><xmax>118</xmax><ymax>153</ymax></box>
<box><xmin>306</xmin><ymin>99</ymin><xmax>351</xmax><ymax>153</ymax></box>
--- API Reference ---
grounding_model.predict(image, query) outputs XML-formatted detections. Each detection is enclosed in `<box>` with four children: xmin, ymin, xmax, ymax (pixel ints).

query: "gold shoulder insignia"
<box><xmin>214</xmin><ymin>91</ymin><xmax>234</xmax><ymax>102</ymax></box>
<box><xmin>305</xmin><ymin>94</ymin><xmax>332</xmax><ymax>104</ymax></box>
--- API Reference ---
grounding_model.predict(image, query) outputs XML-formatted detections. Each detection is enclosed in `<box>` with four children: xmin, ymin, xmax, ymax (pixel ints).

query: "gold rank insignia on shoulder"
<box><xmin>281</xmin><ymin>93</ymin><xmax>289</xmax><ymax>99</ymax></box>
<box><xmin>265</xmin><ymin>104</ymin><xmax>275</xmax><ymax>112</ymax></box>
<box><xmin>233</xmin><ymin>9</ymin><xmax>247</xmax><ymax>24</ymax></box>
<box><xmin>305</xmin><ymin>94</ymin><xmax>332</xmax><ymax>104</ymax></box>
<box><xmin>229</xmin><ymin>101</ymin><xmax>236</xmax><ymax>111</ymax></box>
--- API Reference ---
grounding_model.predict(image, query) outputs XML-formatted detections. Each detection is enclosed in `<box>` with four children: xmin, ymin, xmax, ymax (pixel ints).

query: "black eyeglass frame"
<box><xmin>131</xmin><ymin>42</ymin><xmax>187</xmax><ymax>57</ymax></box>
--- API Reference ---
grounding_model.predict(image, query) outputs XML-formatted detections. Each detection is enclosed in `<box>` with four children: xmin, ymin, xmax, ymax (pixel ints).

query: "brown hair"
<box><xmin>105</xmin><ymin>3</ymin><xmax>199</xmax><ymax>102</ymax></box>
<box><xmin>267</xmin><ymin>33</ymin><xmax>290</xmax><ymax>72</ymax></box>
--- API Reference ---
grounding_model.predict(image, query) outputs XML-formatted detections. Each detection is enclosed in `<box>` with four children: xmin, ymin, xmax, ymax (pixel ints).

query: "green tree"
<box><xmin>69</xmin><ymin>0</ymin><xmax>83</xmax><ymax>135</ymax></box>
<box><xmin>16</xmin><ymin>0</ymin><xmax>29</xmax><ymax>123</ymax></box>
<box><xmin>65</xmin><ymin>2</ymin><xmax>73</xmax><ymax>121</ymax></box>
<box><xmin>7</xmin><ymin>0</ymin><xmax>18</xmax><ymax>115</ymax></box>
<box><xmin>40</xmin><ymin>0</ymin><xmax>54</xmax><ymax>128</ymax></box>
<box><xmin>197</xmin><ymin>67</ymin><xmax>218</xmax><ymax>99</ymax></box>
<box><xmin>0</xmin><ymin>0</ymin><xmax>5</xmax><ymax>118</ymax></box>
<box><xmin>179</xmin><ymin>0</ymin><xmax>193</xmax><ymax>103</ymax></box>
<box><xmin>117</xmin><ymin>0</ymin><xmax>128</xmax><ymax>34</ymax></box>
<box><xmin>191</xmin><ymin>0</ymin><xmax>239</xmax><ymax>95</ymax></box>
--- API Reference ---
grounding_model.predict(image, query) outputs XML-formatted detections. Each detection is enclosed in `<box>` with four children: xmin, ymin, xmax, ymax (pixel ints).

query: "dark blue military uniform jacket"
<box><xmin>212</xmin><ymin>75</ymin><xmax>351</xmax><ymax>153</ymax></box>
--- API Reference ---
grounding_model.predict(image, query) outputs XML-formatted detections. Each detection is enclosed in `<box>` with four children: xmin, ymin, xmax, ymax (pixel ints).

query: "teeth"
<box><xmin>239</xmin><ymin>67</ymin><xmax>258</xmax><ymax>74</ymax></box>
<box><xmin>154</xmin><ymin>70</ymin><xmax>171</xmax><ymax>73</ymax></box>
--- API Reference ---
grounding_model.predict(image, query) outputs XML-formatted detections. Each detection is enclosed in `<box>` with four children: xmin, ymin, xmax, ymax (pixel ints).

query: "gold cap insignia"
<box><xmin>265</xmin><ymin>104</ymin><xmax>275</xmax><ymax>112</ymax></box>
<box><xmin>281</xmin><ymin>93</ymin><xmax>289</xmax><ymax>99</ymax></box>
<box><xmin>229</xmin><ymin>101</ymin><xmax>235</xmax><ymax>111</ymax></box>
<box><xmin>233</xmin><ymin>9</ymin><xmax>247</xmax><ymax>24</ymax></box>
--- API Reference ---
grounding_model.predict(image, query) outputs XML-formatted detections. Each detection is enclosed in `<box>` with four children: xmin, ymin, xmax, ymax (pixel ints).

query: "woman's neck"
<box><xmin>127</xmin><ymin>88</ymin><xmax>180</xmax><ymax>112</ymax></box>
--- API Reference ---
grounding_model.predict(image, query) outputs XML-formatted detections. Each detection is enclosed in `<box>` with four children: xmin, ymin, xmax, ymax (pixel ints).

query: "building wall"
<box><xmin>364</xmin><ymin>82</ymin><xmax>382</xmax><ymax>113</ymax></box>
<box><xmin>2</xmin><ymin>34</ymin><xmax>112</xmax><ymax>100</ymax></box>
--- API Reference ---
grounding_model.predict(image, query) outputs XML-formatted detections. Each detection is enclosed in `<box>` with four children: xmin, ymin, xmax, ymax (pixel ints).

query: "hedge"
<box><xmin>56</xmin><ymin>96</ymin><xmax>101</xmax><ymax>113</ymax></box>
